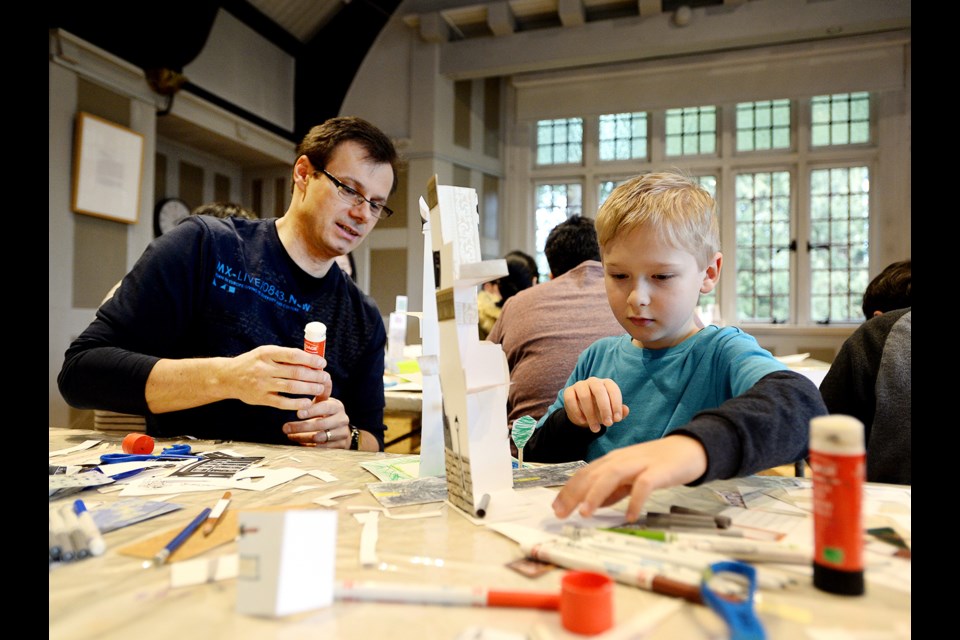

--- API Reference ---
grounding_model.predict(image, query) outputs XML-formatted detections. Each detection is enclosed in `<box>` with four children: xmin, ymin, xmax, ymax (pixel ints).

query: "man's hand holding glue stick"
<box><xmin>290</xmin><ymin>322</ymin><xmax>341</xmax><ymax>446</ymax></box>
<box><xmin>286</xmin><ymin>320</ymin><xmax>370</xmax><ymax>451</ymax></box>
<box><xmin>303</xmin><ymin>321</ymin><xmax>331</xmax><ymax>405</ymax></box>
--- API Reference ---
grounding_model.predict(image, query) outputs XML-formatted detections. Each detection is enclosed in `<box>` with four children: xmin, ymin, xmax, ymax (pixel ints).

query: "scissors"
<box><xmin>99</xmin><ymin>443</ymin><xmax>201</xmax><ymax>465</ymax></box>
<box><xmin>700</xmin><ymin>560</ymin><xmax>766</xmax><ymax>640</ymax></box>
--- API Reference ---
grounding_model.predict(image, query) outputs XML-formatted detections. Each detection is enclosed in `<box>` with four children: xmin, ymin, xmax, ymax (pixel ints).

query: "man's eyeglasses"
<box><xmin>317</xmin><ymin>169</ymin><xmax>394</xmax><ymax>220</ymax></box>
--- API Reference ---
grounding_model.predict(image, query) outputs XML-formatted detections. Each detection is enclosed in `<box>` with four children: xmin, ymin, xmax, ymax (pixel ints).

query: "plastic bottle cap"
<box><xmin>810</xmin><ymin>414</ymin><xmax>865</xmax><ymax>455</ymax></box>
<box><xmin>305</xmin><ymin>321</ymin><xmax>327</xmax><ymax>342</ymax></box>
<box><xmin>122</xmin><ymin>433</ymin><xmax>155</xmax><ymax>455</ymax></box>
<box><xmin>560</xmin><ymin>571</ymin><xmax>614</xmax><ymax>635</ymax></box>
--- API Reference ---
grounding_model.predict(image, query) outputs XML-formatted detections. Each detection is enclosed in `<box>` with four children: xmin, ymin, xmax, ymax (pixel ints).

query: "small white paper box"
<box><xmin>236</xmin><ymin>510</ymin><xmax>337</xmax><ymax>617</ymax></box>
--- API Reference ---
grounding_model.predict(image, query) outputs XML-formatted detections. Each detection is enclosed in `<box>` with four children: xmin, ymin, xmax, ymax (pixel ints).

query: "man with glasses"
<box><xmin>59</xmin><ymin>117</ymin><xmax>399</xmax><ymax>451</ymax></box>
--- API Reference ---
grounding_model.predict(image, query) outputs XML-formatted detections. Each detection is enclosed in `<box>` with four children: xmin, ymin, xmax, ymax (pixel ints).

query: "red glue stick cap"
<box><xmin>122</xmin><ymin>433</ymin><xmax>155</xmax><ymax>455</ymax></box>
<box><xmin>560</xmin><ymin>571</ymin><xmax>614</xmax><ymax>635</ymax></box>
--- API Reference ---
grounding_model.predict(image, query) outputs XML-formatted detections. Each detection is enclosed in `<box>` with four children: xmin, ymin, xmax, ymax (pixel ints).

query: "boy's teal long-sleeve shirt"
<box><xmin>526</xmin><ymin>326</ymin><xmax>825</xmax><ymax>483</ymax></box>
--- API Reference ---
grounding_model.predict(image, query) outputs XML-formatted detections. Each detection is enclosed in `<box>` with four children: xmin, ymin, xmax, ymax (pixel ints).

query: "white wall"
<box><xmin>184</xmin><ymin>9</ymin><xmax>296</xmax><ymax>133</ymax></box>
<box><xmin>49</xmin><ymin>33</ymin><xmax>161</xmax><ymax>429</ymax></box>
<box><xmin>49</xmin><ymin>25</ymin><xmax>295</xmax><ymax>428</ymax></box>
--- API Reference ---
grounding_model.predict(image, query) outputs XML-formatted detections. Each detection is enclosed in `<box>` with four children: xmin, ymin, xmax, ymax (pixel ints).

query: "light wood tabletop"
<box><xmin>49</xmin><ymin>428</ymin><xmax>910</xmax><ymax>640</ymax></box>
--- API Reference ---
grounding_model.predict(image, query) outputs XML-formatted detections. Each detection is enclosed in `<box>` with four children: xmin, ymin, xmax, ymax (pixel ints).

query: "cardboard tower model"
<box><xmin>424</xmin><ymin>175</ymin><xmax>514</xmax><ymax>516</ymax></box>
<box><xmin>414</xmin><ymin>195</ymin><xmax>444</xmax><ymax>478</ymax></box>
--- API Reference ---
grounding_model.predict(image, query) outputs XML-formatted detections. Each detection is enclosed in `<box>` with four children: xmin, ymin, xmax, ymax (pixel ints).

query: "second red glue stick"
<box><xmin>810</xmin><ymin>414</ymin><xmax>866</xmax><ymax>596</ymax></box>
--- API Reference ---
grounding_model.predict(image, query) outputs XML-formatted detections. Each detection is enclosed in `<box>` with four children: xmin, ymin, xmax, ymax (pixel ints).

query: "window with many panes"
<box><xmin>529</xmin><ymin>91</ymin><xmax>876</xmax><ymax>325</ymax></box>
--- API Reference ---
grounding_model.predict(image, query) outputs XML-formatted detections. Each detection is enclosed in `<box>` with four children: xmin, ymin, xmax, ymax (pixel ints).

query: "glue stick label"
<box><xmin>810</xmin><ymin>417</ymin><xmax>865</xmax><ymax>573</ymax></box>
<box><xmin>304</xmin><ymin>322</ymin><xmax>327</xmax><ymax>358</ymax></box>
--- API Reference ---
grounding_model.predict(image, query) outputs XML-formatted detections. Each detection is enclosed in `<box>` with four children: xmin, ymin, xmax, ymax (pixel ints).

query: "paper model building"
<box><xmin>415</xmin><ymin>196</ymin><xmax>445</xmax><ymax>478</ymax></box>
<box><xmin>236</xmin><ymin>510</ymin><xmax>337</xmax><ymax>617</ymax></box>
<box><xmin>424</xmin><ymin>175</ymin><xmax>514</xmax><ymax>516</ymax></box>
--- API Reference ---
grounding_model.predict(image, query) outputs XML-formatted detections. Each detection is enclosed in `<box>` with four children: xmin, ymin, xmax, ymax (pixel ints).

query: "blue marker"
<box><xmin>50</xmin><ymin>507</ymin><xmax>76</xmax><ymax>563</ymax></box>
<box><xmin>74</xmin><ymin>500</ymin><xmax>107</xmax><ymax>556</ymax></box>
<box><xmin>60</xmin><ymin>503</ymin><xmax>91</xmax><ymax>560</ymax></box>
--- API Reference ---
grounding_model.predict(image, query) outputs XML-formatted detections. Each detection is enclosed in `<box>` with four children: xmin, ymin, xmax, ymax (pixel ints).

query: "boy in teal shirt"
<box><xmin>525</xmin><ymin>172</ymin><xmax>826</xmax><ymax>522</ymax></box>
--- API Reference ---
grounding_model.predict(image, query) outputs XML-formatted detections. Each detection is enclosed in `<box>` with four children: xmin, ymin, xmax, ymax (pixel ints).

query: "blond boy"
<box><xmin>523</xmin><ymin>172</ymin><xmax>826</xmax><ymax>521</ymax></box>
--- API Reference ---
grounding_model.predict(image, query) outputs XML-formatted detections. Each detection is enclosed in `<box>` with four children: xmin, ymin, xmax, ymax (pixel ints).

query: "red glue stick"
<box><xmin>810</xmin><ymin>414</ymin><xmax>866</xmax><ymax>596</ymax></box>
<box><xmin>304</xmin><ymin>322</ymin><xmax>327</xmax><ymax>358</ymax></box>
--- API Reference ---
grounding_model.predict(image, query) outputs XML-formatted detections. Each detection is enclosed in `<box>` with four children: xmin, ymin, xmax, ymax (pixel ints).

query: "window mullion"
<box><xmin>582</xmin><ymin>117</ymin><xmax>599</xmax><ymax>219</ymax></box>
<box><xmin>717</xmin><ymin>104</ymin><xmax>737</xmax><ymax>327</ymax></box>
<box><xmin>649</xmin><ymin>110</ymin><xmax>665</xmax><ymax>165</ymax></box>
<box><xmin>791</xmin><ymin>166</ymin><xmax>806</xmax><ymax>324</ymax></box>
<box><xmin>794</xmin><ymin>98</ymin><xmax>812</xmax><ymax>324</ymax></box>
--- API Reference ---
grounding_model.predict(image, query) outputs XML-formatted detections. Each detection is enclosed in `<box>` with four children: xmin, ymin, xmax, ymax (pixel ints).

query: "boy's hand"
<box><xmin>563</xmin><ymin>377</ymin><xmax>631</xmax><ymax>432</ymax></box>
<box><xmin>551</xmin><ymin>435</ymin><xmax>708</xmax><ymax>522</ymax></box>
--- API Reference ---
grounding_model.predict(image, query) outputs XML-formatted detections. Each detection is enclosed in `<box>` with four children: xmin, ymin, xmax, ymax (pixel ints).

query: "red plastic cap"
<box><xmin>560</xmin><ymin>571</ymin><xmax>614</xmax><ymax>635</ymax></box>
<box><xmin>122</xmin><ymin>433</ymin><xmax>155</xmax><ymax>455</ymax></box>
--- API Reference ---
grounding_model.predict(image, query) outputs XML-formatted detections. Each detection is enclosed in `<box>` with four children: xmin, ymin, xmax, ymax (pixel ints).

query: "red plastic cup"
<box><xmin>122</xmin><ymin>433</ymin><xmax>155</xmax><ymax>455</ymax></box>
<box><xmin>560</xmin><ymin>571</ymin><xmax>614</xmax><ymax>635</ymax></box>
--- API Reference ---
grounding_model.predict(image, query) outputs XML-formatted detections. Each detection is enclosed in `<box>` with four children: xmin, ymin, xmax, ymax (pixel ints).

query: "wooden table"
<box><xmin>48</xmin><ymin>428</ymin><xmax>911</xmax><ymax>640</ymax></box>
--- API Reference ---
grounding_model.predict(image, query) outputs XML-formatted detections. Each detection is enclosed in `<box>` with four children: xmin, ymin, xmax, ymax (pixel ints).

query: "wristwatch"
<box><xmin>349</xmin><ymin>427</ymin><xmax>361</xmax><ymax>451</ymax></box>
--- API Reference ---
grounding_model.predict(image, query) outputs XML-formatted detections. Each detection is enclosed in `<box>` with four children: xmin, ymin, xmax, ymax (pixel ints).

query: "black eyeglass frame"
<box><xmin>316</xmin><ymin>169</ymin><xmax>394</xmax><ymax>220</ymax></box>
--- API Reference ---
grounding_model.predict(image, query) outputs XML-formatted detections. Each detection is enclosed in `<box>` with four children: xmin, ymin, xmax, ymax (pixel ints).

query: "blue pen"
<box><xmin>150</xmin><ymin>507</ymin><xmax>211</xmax><ymax>567</ymax></box>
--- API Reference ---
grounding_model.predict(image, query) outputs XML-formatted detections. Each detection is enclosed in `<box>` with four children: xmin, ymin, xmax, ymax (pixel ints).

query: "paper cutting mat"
<box><xmin>118</xmin><ymin>510</ymin><xmax>240</xmax><ymax>563</ymax></box>
<box><xmin>117</xmin><ymin>503</ymin><xmax>320</xmax><ymax>563</ymax></box>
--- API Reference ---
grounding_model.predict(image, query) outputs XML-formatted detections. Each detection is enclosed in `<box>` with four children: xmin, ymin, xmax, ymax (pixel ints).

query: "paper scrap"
<box><xmin>49</xmin><ymin>440</ymin><xmax>102</xmax><ymax>458</ymax></box>
<box><xmin>232</xmin><ymin>466</ymin><xmax>306</xmax><ymax>490</ymax></box>
<box><xmin>312</xmin><ymin>489</ymin><xmax>361</xmax><ymax>507</ymax></box>
<box><xmin>170</xmin><ymin>553</ymin><xmax>239</xmax><ymax>588</ymax></box>
<box><xmin>353</xmin><ymin>510</ymin><xmax>380</xmax><ymax>567</ymax></box>
<box><xmin>91</xmin><ymin>497</ymin><xmax>184</xmax><ymax>533</ymax></box>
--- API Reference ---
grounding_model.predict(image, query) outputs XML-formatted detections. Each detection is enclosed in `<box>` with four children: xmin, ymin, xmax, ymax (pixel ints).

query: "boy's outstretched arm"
<box><xmin>551</xmin><ymin>370</ymin><xmax>825</xmax><ymax>520</ymax></box>
<box><xmin>672</xmin><ymin>369</ymin><xmax>823</xmax><ymax>481</ymax></box>
<box><xmin>552</xmin><ymin>435</ymin><xmax>708</xmax><ymax>522</ymax></box>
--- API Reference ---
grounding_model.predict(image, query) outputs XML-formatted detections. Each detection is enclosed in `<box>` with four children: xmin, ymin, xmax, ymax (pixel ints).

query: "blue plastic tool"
<box><xmin>99</xmin><ymin>443</ymin><xmax>200</xmax><ymax>464</ymax></box>
<box><xmin>700</xmin><ymin>560</ymin><xmax>766</xmax><ymax>640</ymax></box>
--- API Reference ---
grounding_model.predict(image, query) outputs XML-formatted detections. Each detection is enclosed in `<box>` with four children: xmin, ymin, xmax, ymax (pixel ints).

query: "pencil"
<box><xmin>151</xmin><ymin>507</ymin><xmax>211</xmax><ymax>567</ymax></box>
<box><xmin>202</xmin><ymin>491</ymin><xmax>232</xmax><ymax>536</ymax></box>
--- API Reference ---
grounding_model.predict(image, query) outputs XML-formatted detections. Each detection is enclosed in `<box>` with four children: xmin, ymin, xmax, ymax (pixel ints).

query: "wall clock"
<box><xmin>154</xmin><ymin>198</ymin><xmax>191</xmax><ymax>236</ymax></box>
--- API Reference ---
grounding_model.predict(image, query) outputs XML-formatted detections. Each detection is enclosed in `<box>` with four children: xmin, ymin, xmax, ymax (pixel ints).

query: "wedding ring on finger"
<box><xmin>325</xmin><ymin>429</ymin><xmax>332</xmax><ymax>443</ymax></box>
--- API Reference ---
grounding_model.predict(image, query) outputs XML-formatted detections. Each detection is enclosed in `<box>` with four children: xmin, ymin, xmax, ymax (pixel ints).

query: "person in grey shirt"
<box><xmin>487</xmin><ymin>216</ymin><xmax>624</xmax><ymax>434</ymax></box>
<box><xmin>820</xmin><ymin>307</ymin><xmax>911</xmax><ymax>484</ymax></box>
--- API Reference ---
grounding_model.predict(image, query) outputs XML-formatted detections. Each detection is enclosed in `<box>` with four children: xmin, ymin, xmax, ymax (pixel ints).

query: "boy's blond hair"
<box><xmin>596</xmin><ymin>171</ymin><xmax>719</xmax><ymax>269</ymax></box>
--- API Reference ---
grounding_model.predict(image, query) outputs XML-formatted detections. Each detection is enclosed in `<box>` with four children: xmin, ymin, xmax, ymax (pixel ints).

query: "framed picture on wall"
<box><xmin>71</xmin><ymin>112</ymin><xmax>145</xmax><ymax>224</ymax></box>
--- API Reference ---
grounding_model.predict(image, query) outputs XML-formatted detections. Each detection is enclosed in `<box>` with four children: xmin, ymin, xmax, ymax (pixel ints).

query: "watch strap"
<box><xmin>349</xmin><ymin>427</ymin><xmax>361</xmax><ymax>451</ymax></box>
